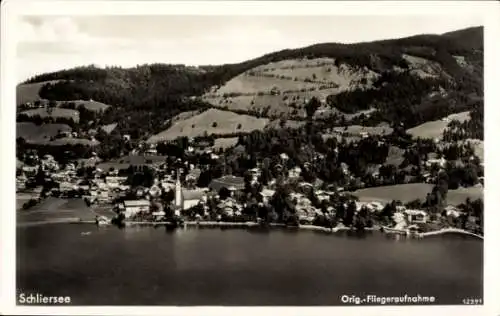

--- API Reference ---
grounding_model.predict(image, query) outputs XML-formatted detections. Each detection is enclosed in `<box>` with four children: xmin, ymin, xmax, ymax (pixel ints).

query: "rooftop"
<box><xmin>123</xmin><ymin>200</ymin><xmax>150</xmax><ymax>207</ymax></box>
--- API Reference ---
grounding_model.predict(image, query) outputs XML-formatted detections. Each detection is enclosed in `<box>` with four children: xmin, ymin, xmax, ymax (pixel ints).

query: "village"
<box><xmin>16</xmin><ymin>131</ymin><xmax>484</xmax><ymax>238</ymax></box>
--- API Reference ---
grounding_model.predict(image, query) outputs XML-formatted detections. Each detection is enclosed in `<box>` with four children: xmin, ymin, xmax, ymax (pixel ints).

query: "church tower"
<box><xmin>174</xmin><ymin>169</ymin><xmax>183</xmax><ymax>211</ymax></box>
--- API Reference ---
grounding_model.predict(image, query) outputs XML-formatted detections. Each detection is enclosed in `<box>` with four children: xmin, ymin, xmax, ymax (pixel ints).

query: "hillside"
<box><xmin>406</xmin><ymin>111</ymin><xmax>471</xmax><ymax>140</ymax></box>
<box><xmin>16</xmin><ymin>80</ymin><xmax>59</xmax><ymax>106</ymax></box>
<box><xmin>16</xmin><ymin>122</ymin><xmax>72</xmax><ymax>143</ymax></box>
<box><xmin>19</xmin><ymin>26</ymin><xmax>483</xmax><ymax>142</ymax></box>
<box><xmin>147</xmin><ymin>108</ymin><xmax>269</xmax><ymax>143</ymax></box>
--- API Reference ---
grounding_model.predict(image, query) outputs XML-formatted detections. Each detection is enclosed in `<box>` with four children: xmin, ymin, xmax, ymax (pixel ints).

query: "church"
<box><xmin>173</xmin><ymin>171</ymin><xmax>207</xmax><ymax>215</ymax></box>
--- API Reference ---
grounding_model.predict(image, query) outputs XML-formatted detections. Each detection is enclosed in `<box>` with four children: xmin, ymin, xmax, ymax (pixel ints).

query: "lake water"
<box><xmin>16</xmin><ymin>224</ymin><xmax>483</xmax><ymax>305</ymax></box>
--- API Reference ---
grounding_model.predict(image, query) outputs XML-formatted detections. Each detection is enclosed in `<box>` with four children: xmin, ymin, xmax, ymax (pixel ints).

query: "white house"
<box><xmin>105</xmin><ymin>176</ymin><xmax>127</xmax><ymax>189</ymax></box>
<box><xmin>426</xmin><ymin>157</ymin><xmax>446</xmax><ymax>169</ymax></box>
<box><xmin>259</xmin><ymin>189</ymin><xmax>276</xmax><ymax>204</ymax></box>
<box><xmin>404</xmin><ymin>209</ymin><xmax>428</xmax><ymax>224</ymax></box>
<box><xmin>122</xmin><ymin>200</ymin><xmax>150</xmax><ymax>219</ymax></box>
<box><xmin>445</xmin><ymin>205</ymin><xmax>462</xmax><ymax>218</ymax></box>
<box><xmin>288</xmin><ymin>166</ymin><xmax>302</xmax><ymax>179</ymax></box>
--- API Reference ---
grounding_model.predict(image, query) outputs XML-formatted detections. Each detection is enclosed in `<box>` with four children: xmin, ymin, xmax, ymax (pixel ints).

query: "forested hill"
<box><xmin>19</xmin><ymin>26</ymin><xmax>483</xmax><ymax>138</ymax></box>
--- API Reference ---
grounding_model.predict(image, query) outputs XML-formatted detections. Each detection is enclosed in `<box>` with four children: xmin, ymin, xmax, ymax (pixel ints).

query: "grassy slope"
<box><xmin>352</xmin><ymin>183</ymin><xmax>482</xmax><ymax>206</ymax></box>
<box><xmin>16</xmin><ymin>80</ymin><xmax>60</xmax><ymax>106</ymax></box>
<box><xmin>16</xmin><ymin>122</ymin><xmax>72</xmax><ymax>143</ymax></box>
<box><xmin>20</xmin><ymin>108</ymin><xmax>80</xmax><ymax>122</ymax></box>
<box><xmin>406</xmin><ymin>111</ymin><xmax>471</xmax><ymax>139</ymax></box>
<box><xmin>147</xmin><ymin>108</ymin><xmax>270</xmax><ymax>143</ymax></box>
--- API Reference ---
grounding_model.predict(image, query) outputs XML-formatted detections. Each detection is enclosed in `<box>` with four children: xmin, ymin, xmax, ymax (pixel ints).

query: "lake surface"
<box><xmin>16</xmin><ymin>224</ymin><xmax>483</xmax><ymax>305</ymax></box>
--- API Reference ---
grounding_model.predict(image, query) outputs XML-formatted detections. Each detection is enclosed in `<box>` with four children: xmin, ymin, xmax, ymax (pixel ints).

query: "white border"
<box><xmin>1</xmin><ymin>1</ymin><xmax>499</xmax><ymax>316</ymax></box>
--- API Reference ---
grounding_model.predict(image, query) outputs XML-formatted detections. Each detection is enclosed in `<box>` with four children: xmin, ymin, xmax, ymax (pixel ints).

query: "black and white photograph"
<box><xmin>1</xmin><ymin>1</ymin><xmax>499</xmax><ymax>315</ymax></box>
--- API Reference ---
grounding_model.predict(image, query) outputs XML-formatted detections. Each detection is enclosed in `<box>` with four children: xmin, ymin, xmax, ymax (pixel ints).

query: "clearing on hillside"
<box><xmin>16</xmin><ymin>80</ymin><xmax>59</xmax><ymax>106</ymax></box>
<box><xmin>100</xmin><ymin>123</ymin><xmax>118</xmax><ymax>134</ymax></box>
<box><xmin>331</xmin><ymin>125</ymin><xmax>394</xmax><ymax>137</ymax></box>
<box><xmin>20</xmin><ymin>108</ymin><xmax>80</xmax><ymax>122</ymax></box>
<box><xmin>147</xmin><ymin>108</ymin><xmax>270</xmax><ymax>143</ymax></box>
<box><xmin>212</xmin><ymin>137</ymin><xmax>239</xmax><ymax>151</ymax></box>
<box><xmin>16</xmin><ymin>122</ymin><xmax>72</xmax><ymax>143</ymax></box>
<box><xmin>204</xmin><ymin>58</ymin><xmax>380</xmax><ymax>117</ymax></box>
<box><xmin>36</xmin><ymin>138</ymin><xmax>100</xmax><ymax>146</ymax></box>
<box><xmin>406</xmin><ymin>111</ymin><xmax>471</xmax><ymax>140</ymax></box>
<box><xmin>71</xmin><ymin>100</ymin><xmax>111</xmax><ymax>112</ymax></box>
<box><xmin>400</xmin><ymin>54</ymin><xmax>447</xmax><ymax>79</ymax></box>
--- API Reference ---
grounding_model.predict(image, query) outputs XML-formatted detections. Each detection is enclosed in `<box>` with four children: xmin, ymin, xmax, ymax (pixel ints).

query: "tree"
<box><xmin>305</xmin><ymin>97</ymin><xmax>321</xmax><ymax>119</ymax></box>
<box><xmin>344</xmin><ymin>201</ymin><xmax>356</xmax><ymax>227</ymax></box>
<box><xmin>219</xmin><ymin>187</ymin><xmax>231</xmax><ymax>200</ymax></box>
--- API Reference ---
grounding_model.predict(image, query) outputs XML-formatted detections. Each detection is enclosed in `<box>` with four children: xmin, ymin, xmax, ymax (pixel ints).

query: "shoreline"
<box><xmin>16</xmin><ymin>219</ymin><xmax>483</xmax><ymax>239</ymax></box>
<box><xmin>418</xmin><ymin>228</ymin><xmax>484</xmax><ymax>240</ymax></box>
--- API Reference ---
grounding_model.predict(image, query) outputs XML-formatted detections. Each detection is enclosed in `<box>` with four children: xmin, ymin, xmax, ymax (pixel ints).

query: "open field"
<box><xmin>256</xmin><ymin>64</ymin><xmax>378</xmax><ymax>90</ymax></box>
<box><xmin>265</xmin><ymin>119</ymin><xmax>305</xmax><ymax>130</ymax></box>
<box><xmin>212</xmin><ymin>137</ymin><xmax>239</xmax><ymax>151</ymax></box>
<box><xmin>352</xmin><ymin>183</ymin><xmax>483</xmax><ymax>206</ymax></box>
<box><xmin>446</xmin><ymin>186</ymin><xmax>483</xmax><ymax>206</ymax></box>
<box><xmin>37</xmin><ymin>137</ymin><xmax>100</xmax><ymax>146</ymax></box>
<box><xmin>353</xmin><ymin>183</ymin><xmax>433</xmax><ymax>203</ymax></box>
<box><xmin>331</xmin><ymin>125</ymin><xmax>394</xmax><ymax>136</ymax></box>
<box><xmin>96</xmin><ymin>154</ymin><xmax>168</xmax><ymax>172</ymax></box>
<box><xmin>205</xmin><ymin>88</ymin><xmax>341</xmax><ymax>116</ymax></box>
<box><xmin>203</xmin><ymin>58</ymin><xmax>382</xmax><ymax>117</ymax></box>
<box><xmin>20</xmin><ymin>108</ymin><xmax>80</xmax><ymax>122</ymax></box>
<box><xmin>147</xmin><ymin>108</ymin><xmax>269</xmax><ymax>143</ymax></box>
<box><xmin>401</xmin><ymin>54</ymin><xmax>445</xmax><ymax>79</ymax></box>
<box><xmin>171</xmin><ymin>110</ymin><xmax>203</xmax><ymax>123</ymax></box>
<box><xmin>70</xmin><ymin>100</ymin><xmax>111</xmax><ymax>112</ymax></box>
<box><xmin>100</xmin><ymin>123</ymin><xmax>118</xmax><ymax>134</ymax></box>
<box><xmin>17</xmin><ymin>197</ymin><xmax>96</xmax><ymax>225</ymax></box>
<box><xmin>17</xmin><ymin>122</ymin><xmax>72</xmax><ymax>143</ymax></box>
<box><xmin>16</xmin><ymin>80</ymin><xmax>59</xmax><ymax>106</ymax></box>
<box><xmin>214</xmin><ymin>73</ymin><xmax>320</xmax><ymax>95</ymax></box>
<box><xmin>406</xmin><ymin>111</ymin><xmax>471</xmax><ymax>140</ymax></box>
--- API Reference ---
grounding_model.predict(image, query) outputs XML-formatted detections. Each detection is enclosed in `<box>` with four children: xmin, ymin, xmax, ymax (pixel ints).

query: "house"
<box><xmin>181</xmin><ymin>189</ymin><xmax>206</xmax><ymax>210</ymax></box>
<box><xmin>105</xmin><ymin>176</ymin><xmax>127</xmax><ymax>189</ymax></box>
<box><xmin>186</xmin><ymin>168</ymin><xmax>201</xmax><ymax>183</ymax></box>
<box><xmin>426</xmin><ymin>157</ymin><xmax>446</xmax><ymax>168</ymax></box>
<box><xmin>208</xmin><ymin>175</ymin><xmax>245</xmax><ymax>192</ymax></box>
<box><xmin>22</xmin><ymin>165</ymin><xmax>38</xmax><ymax>177</ymax></box>
<box><xmin>445</xmin><ymin>205</ymin><xmax>462</xmax><ymax>218</ymax></box>
<box><xmin>259</xmin><ymin>189</ymin><xmax>276</xmax><ymax>204</ymax></box>
<box><xmin>249</xmin><ymin>168</ymin><xmax>262</xmax><ymax>179</ymax></box>
<box><xmin>217</xmin><ymin>198</ymin><xmax>242</xmax><ymax>216</ymax></box>
<box><xmin>392</xmin><ymin>212</ymin><xmax>407</xmax><ymax>230</ymax></box>
<box><xmin>288</xmin><ymin>166</ymin><xmax>302</xmax><ymax>179</ymax></box>
<box><xmin>122</xmin><ymin>200</ymin><xmax>150</xmax><ymax>219</ymax></box>
<box><xmin>366</xmin><ymin>201</ymin><xmax>384</xmax><ymax>212</ymax></box>
<box><xmin>404</xmin><ymin>209</ymin><xmax>428</xmax><ymax>224</ymax></box>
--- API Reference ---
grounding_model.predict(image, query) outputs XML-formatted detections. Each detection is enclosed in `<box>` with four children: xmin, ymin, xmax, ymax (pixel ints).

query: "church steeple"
<box><xmin>174</xmin><ymin>169</ymin><xmax>183</xmax><ymax>210</ymax></box>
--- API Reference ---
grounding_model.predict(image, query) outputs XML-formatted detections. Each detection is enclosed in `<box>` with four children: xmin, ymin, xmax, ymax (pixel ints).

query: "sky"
<box><xmin>17</xmin><ymin>15</ymin><xmax>483</xmax><ymax>82</ymax></box>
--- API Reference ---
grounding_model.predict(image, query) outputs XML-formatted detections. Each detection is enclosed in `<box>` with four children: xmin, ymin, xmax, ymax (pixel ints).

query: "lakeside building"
<box><xmin>173</xmin><ymin>171</ymin><xmax>207</xmax><ymax>211</ymax></box>
<box><xmin>404</xmin><ymin>209</ymin><xmax>428</xmax><ymax>224</ymax></box>
<box><xmin>120</xmin><ymin>200</ymin><xmax>151</xmax><ymax>219</ymax></box>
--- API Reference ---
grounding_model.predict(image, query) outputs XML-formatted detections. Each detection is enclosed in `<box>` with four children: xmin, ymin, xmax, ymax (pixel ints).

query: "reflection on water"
<box><xmin>17</xmin><ymin>224</ymin><xmax>483</xmax><ymax>306</ymax></box>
